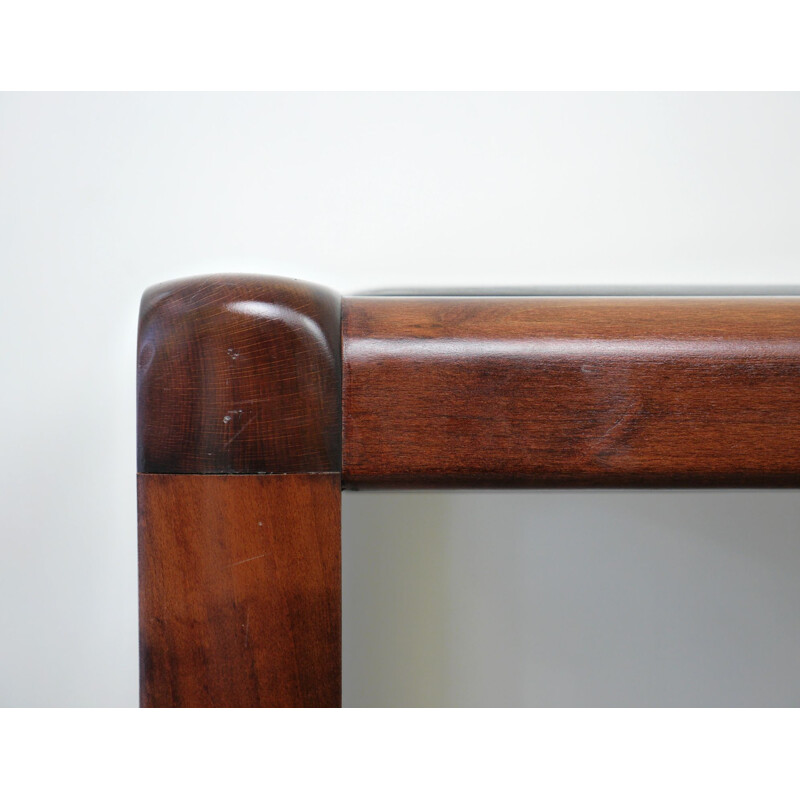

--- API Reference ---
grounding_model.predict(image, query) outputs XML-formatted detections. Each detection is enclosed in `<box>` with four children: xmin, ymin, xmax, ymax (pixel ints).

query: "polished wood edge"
<box><xmin>137</xmin><ymin>274</ymin><xmax>341</xmax><ymax>474</ymax></box>
<box><xmin>136</xmin><ymin>471</ymin><xmax>342</xmax><ymax>476</ymax></box>
<box><xmin>352</xmin><ymin>287</ymin><xmax>800</xmax><ymax>297</ymax></box>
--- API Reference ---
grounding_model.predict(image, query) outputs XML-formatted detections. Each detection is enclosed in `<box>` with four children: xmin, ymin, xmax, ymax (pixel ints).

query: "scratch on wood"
<box><xmin>599</xmin><ymin>408</ymin><xmax>632</xmax><ymax>440</ymax></box>
<box><xmin>223</xmin><ymin>415</ymin><xmax>256</xmax><ymax>448</ymax></box>
<box><xmin>229</xmin><ymin>553</ymin><xmax>267</xmax><ymax>568</ymax></box>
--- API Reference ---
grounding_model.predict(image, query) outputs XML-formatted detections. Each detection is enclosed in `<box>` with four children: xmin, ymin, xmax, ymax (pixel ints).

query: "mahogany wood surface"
<box><xmin>138</xmin><ymin>275</ymin><xmax>341</xmax><ymax>474</ymax></box>
<box><xmin>343</xmin><ymin>296</ymin><xmax>800</xmax><ymax>487</ymax></box>
<box><xmin>139</xmin><ymin>473</ymin><xmax>341</xmax><ymax>707</ymax></box>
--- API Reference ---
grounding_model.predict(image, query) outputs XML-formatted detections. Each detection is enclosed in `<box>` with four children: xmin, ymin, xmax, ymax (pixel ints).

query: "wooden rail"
<box><xmin>137</xmin><ymin>275</ymin><xmax>800</xmax><ymax>706</ymax></box>
<box><xmin>344</xmin><ymin>296</ymin><xmax>800</xmax><ymax>487</ymax></box>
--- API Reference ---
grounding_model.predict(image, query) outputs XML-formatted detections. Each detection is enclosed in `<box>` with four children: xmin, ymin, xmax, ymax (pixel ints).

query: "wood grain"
<box><xmin>139</xmin><ymin>473</ymin><xmax>341</xmax><ymax>707</ymax></box>
<box><xmin>138</xmin><ymin>275</ymin><xmax>341</xmax><ymax>474</ymax></box>
<box><xmin>343</xmin><ymin>296</ymin><xmax>800</xmax><ymax>487</ymax></box>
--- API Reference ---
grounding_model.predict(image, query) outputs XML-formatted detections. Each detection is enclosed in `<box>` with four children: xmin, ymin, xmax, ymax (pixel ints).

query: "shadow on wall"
<box><xmin>343</xmin><ymin>490</ymin><xmax>800</xmax><ymax>707</ymax></box>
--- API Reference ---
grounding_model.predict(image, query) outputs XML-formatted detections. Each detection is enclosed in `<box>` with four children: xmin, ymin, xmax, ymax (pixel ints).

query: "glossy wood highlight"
<box><xmin>138</xmin><ymin>275</ymin><xmax>341</xmax><ymax>474</ymax></box>
<box><xmin>343</xmin><ymin>296</ymin><xmax>800</xmax><ymax>487</ymax></box>
<box><xmin>139</xmin><ymin>473</ymin><xmax>341</xmax><ymax>707</ymax></box>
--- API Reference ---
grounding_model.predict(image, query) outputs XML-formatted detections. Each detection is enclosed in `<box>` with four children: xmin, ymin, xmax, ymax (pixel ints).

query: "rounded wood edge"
<box><xmin>137</xmin><ymin>274</ymin><xmax>341</xmax><ymax>474</ymax></box>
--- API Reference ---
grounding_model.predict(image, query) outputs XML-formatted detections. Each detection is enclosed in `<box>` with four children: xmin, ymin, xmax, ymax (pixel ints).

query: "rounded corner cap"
<box><xmin>137</xmin><ymin>274</ymin><xmax>341</xmax><ymax>474</ymax></box>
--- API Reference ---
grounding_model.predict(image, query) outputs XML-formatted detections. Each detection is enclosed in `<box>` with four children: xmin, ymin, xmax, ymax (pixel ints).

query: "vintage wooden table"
<box><xmin>137</xmin><ymin>275</ymin><xmax>800</xmax><ymax>706</ymax></box>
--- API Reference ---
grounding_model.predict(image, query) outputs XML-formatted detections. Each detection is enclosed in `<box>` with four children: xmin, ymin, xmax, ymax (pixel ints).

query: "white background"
<box><xmin>2</xmin><ymin>92</ymin><xmax>800</xmax><ymax>706</ymax></box>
